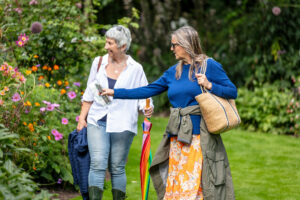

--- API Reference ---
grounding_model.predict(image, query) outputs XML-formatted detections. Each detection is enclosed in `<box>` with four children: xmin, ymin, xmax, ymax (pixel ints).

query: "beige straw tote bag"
<box><xmin>195</xmin><ymin>58</ymin><xmax>241</xmax><ymax>134</ymax></box>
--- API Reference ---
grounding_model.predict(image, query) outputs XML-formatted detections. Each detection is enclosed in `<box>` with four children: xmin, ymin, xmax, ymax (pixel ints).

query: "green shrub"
<box><xmin>236</xmin><ymin>85</ymin><xmax>299</xmax><ymax>135</ymax></box>
<box><xmin>0</xmin><ymin>124</ymin><xmax>53</xmax><ymax>200</ymax></box>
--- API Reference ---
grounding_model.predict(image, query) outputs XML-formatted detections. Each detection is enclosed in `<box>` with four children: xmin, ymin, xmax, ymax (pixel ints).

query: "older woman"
<box><xmin>77</xmin><ymin>25</ymin><xmax>153</xmax><ymax>200</ymax></box>
<box><xmin>102</xmin><ymin>25</ymin><xmax>236</xmax><ymax>200</ymax></box>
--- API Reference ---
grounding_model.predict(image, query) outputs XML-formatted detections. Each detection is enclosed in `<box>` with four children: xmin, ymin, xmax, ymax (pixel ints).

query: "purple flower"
<box><xmin>40</xmin><ymin>107</ymin><xmax>46</xmax><ymax>112</ymax></box>
<box><xmin>46</xmin><ymin>104</ymin><xmax>55</xmax><ymax>111</ymax></box>
<box><xmin>24</xmin><ymin>107</ymin><xmax>31</xmax><ymax>114</ymax></box>
<box><xmin>277</xmin><ymin>50</ymin><xmax>286</xmax><ymax>56</ymax></box>
<box><xmin>61</xmin><ymin>118</ymin><xmax>68</xmax><ymax>125</ymax></box>
<box><xmin>67</xmin><ymin>91</ymin><xmax>76</xmax><ymax>100</ymax></box>
<box><xmin>42</xmin><ymin>100</ymin><xmax>51</xmax><ymax>105</ymax></box>
<box><xmin>66</xmin><ymin>86</ymin><xmax>70</xmax><ymax>89</ymax></box>
<box><xmin>12</xmin><ymin>93</ymin><xmax>21</xmax><ymax>102</ymax></box>
<box><xmin>36</xmin><ymin>64</ymin><xmax>40</xmax><ymax>67</ymax></box>
<box><xmin>31</xmin><ymin>22</ymin><xmax>43</xmax><ymax>34</ymax></box>
<box><xmin>272</xmin><ymin>6</ymin><xmax>281</xmax><ymax>16</ymax></box>
<box><xmin>76</xmin><ymin>115</ymin><xmax>79</xmax><ymax>122</ymax></box>
<box><xmin>29</xmin><ymin>0</ymin><xmax>38</xmax><ymax>5</ymax></box>
<box><xmin>57</xmin><ymin>178</ymin><xmax>62</xmax><ymax>184</ymax></box>
<box><xmin>73</xmin><ymin>82</ymin><xmax>81</xmax><ymax>87</ymax></box>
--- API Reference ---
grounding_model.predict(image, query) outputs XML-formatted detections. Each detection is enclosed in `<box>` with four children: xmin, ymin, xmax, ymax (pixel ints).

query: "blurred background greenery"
<box><xmin>0</xmin><ymin>0</ymin><xmax>299</xmax><ymax>199</ymax></box>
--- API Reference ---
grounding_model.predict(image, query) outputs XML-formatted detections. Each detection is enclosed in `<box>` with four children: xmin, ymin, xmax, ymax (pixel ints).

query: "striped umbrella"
<box><xmin>140</xmin><ymin>99</ymin><xmax>152</xmax><ymax>200</ymax></box>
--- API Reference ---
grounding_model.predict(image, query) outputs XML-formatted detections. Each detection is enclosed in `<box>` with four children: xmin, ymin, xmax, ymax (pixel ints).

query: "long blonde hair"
<box><xmin>172</xmin><ymin>26</ymin><xmax>208</xmax><ymax>80</ymax></box>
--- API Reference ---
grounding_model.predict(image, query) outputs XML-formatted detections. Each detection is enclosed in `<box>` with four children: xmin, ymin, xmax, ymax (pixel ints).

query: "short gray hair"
<box><xmin>105</xmin><ymin>25</ymin><xmax>132</xmax><ymax>52</ymax></box>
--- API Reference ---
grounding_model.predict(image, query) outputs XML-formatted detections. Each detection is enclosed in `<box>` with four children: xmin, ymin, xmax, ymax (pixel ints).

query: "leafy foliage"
<box><xmin>236</xmin><ymin>85</ymin><xmax>299</xmax><ymax>135</ymax></box>
<box><xmin>0</xmin><ymin>124</ymin><xmax>53</xmax><ymax>200</ymax></box>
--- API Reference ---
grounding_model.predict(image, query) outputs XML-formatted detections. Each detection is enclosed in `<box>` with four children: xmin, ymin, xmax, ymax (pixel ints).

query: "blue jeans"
<box><xmin>87</xmin><ymin>120</ymin><xmax>135</xmax><ymax>192</ymax></box>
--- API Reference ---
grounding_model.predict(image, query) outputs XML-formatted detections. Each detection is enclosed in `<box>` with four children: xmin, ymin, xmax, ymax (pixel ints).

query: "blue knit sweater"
<box><xmin>114</xmin><ymin>58</ymin><xmax>237</xmax><ymax>134</ymax></box>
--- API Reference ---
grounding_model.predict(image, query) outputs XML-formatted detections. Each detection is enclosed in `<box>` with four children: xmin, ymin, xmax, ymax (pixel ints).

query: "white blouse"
<box><xmin>82</xmin><ymin>54</ymin><xmax>152</xmax><ymax>134</ymax></box>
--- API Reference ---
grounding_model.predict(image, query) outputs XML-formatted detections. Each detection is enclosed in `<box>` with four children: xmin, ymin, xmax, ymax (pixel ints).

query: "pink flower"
<box><xmin>76</xmin><ymin>115</ymin><xmax>79</xmax><ymax>122</ymax></box>
<box><xmin>40</xmin><ymin>107</ymin><xmax>46</xmax><ymax>112</ymax></box>
<box><xmin>12</xmin><ymin>93</ymin><xmax>21</xmax><ymax>102</ymax></box>
<box><xmin>46</xmin><ymin>104</ymin><xmax>55</xmax><ymax>111</ymax></box>
<box><xmin>18</xmin><ymin>33</ymin><xmax>29</xmax><ymax>43</ymax></box>
<box><xmin>14</xmin><ymin>8</ymin><xmax>22</xmax><ymax>14</ymax></box>
<box><xmin>52</xmin><ymin>103</ymin><xmax>60</xmax><ymax>107</ymax></box>
<box><xmin>272</xmin><ymin>6</ymin><xmax>281</xmax><ymax>16</ymax></box>
<box><xmin>42</xmin><ymin>100</ymin><xmax>51</xmax><ymax>105</ymax></box>
<box><xmin>61</xmin><ymin>118</ymin><xmax>68</xmax><ymax>125</ymax></box>
<box><xmin>16</xmin><ymin>40</ymin><xmax>25</xmax><ymax>47</ymax></box>
<box><xmin>19</xmin><ymin>75</ymin><xmax>26</xmax><ymax>83</ymax></box>
<box><xmin>29</xmin><ymin>0</ymin><xmax>38</xmax><ymax>5</ymax></box>
<box><xmin>0</xmin><ymin>99</ymin><xmax>4</xmax><ymax>105</ymax></box>
<box><xmin>55</xmin><ymin>133</ymin><xmax>63</xmax><ymax>141</ymax></box>
<box><xmin>51</xmin><ymin>129</ymin><xmax>63</xmax><ymax>141</ymax></box>
<box><xmin>51</xmin><ymin>129</ymin><xmax>59</xmax><ymax>135</ymax></box>
<box><xmin>67</xmin><ymin>91</ymin><xmax>76</xmax><ymax>100</ymax></box>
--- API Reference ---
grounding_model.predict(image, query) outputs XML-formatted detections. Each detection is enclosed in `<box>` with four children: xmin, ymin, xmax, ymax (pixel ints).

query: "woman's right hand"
<box><xmin>101</xmin><ymin>88</ymin><xmax>114</xmax><ymax>96</ymax></box>
<box><xmin>77</xmin><ymin>116</ymin><xmax>87</xmax><ymax>132</ymax></box>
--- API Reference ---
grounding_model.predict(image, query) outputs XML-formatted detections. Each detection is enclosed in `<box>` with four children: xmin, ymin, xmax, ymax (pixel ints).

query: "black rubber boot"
<box><xmin>88</xmin><ymin>186</ymin><xmax>103</xmax><ymax>200</ymax></box>
<box><xmin>112</xmin><ymin>189</ymin><xmax>126</xmax><ymax>200</ymax></box>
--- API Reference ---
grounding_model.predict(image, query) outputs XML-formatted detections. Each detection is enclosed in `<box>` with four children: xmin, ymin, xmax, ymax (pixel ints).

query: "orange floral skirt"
<box><xmin>163</xmin><ymin>135</ymin><xmax>203</xmax><ymax>200</ymax></box>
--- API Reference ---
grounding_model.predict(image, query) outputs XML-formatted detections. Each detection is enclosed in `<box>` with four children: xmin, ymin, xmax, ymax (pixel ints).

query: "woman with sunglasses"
<box><xmin>77</xmin><ymin>25</ymin><xmax>153</xmax><ymax>200</ymax></box>
<box><xmin>102</xmin><ymin>25</ymin><xmax>236</xmax><ymax>200</ymax></box>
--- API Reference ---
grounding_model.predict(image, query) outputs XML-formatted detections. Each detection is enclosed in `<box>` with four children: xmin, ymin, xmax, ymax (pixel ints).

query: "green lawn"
<box><xmin>72</xmin><ymin>117</ymin><xmax>300</xmax><ymax>200</ymax></box>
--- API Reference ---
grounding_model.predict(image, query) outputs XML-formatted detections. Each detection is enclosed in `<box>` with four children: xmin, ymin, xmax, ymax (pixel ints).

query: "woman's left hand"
<box><xmin>195</xmin><ymin>73</ymin><xmax>212</xmax><ymax>90</ymax></box>
<box><xmin>144</xmin><ymin>106</ymin><xmax>153</xmax><ymax>118</ymax></box>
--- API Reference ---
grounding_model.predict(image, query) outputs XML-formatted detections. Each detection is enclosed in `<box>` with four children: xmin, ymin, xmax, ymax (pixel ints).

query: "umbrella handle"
<box><xmin>146</xmin><ymin>98</ymin><xmax>150</xmax><ymax>109</ymax></box>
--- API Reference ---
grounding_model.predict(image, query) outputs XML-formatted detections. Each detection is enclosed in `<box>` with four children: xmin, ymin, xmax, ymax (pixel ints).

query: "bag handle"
<box><xmin>199</xmin><ymin>58</ymin><xmax>208</xmax><ymax>94</ymax></box>
<box><xmin>97</xmin><ymin>56</ymin><xmax>103</xmax><ymax>72</ymax></box>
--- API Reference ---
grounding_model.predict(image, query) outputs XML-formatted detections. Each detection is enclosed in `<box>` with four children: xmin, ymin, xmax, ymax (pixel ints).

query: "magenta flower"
<box><xmin>46</xmin><ymin>104</ymin><xmax>55</xmax><ymax>111</ymax></box>
<box><xmin>61</xmin><ymin>118</ymin><xmax>68</xmax><ymax>125</ymax></box>
<box><xmin>16</xmin><ymin>40</ymin><xmax>25</xmax><ymax>47</ymax></box>
<box><xmin>31</xmin><ymin>22</ymin><xmax>43</xmax><ymax>34</ymax></box>
<box><xmin>76</xmin><ymin>115</ymin><xmax>79</xmax><ymax>122</ymax></box>
<box><xmin>18</xmin><ymin>33</ymin><xmax>29</xmax><ymax>43</ymax></box>
<box><xmin>12</xmin><ymin>93</ymin><xmax>21</xmax><ymax>102</ymax></box>
<box><xmin>73</xmin><ymin>82</ymin><xmax>81</xmax><ymax>87</ymax></box>
<box><xmin>51</xmin><ymin>129</ymin><xmax>59</xmax><ymax>135</ymax></box>
<box><xmin>67</xmin><ymin>91</ymin><xmax>76</xmax><ymax>100</ymax></box>
<box><xmin>55</xmin><ymin>133</ymin><xmax>63</xmax><ymax>141</ymax></box>
<box><xmin>272</xmin><ymin>6</ymin><xmax>281</xmax><ymax>16</ymax></box>
<box><xmin>40</xmin><ymin>107</ymin><xmax>46</xmax><ymax>112</ymax></box>
<box><xmin>51</xmin><ymin>129</ymin><xmax>63</xmax><ymax>141</ymax></box>
<box><xmin>29</xmin><ymin>0</ymin><xmax>38</xmax><ymax>5</ymax></box>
